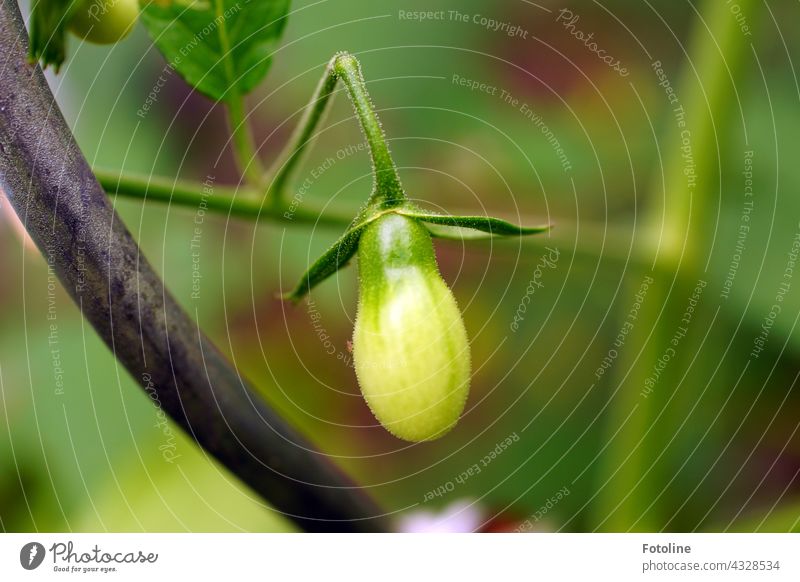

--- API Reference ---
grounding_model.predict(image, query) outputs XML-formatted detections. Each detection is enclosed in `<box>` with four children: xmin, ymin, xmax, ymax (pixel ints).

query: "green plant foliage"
<box><xmin>139</xmin><ymin>0</ymin><xmax>291</xmax><ymax>101</ymax></box>
<box><xmin>28</xmin><ymin>0</ymin><xmax>81</xmax><ymax>70</ymax></box>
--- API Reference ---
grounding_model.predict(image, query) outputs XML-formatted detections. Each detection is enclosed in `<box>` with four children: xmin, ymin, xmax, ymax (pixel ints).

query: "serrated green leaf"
<box><xmin>139</xmin><ymin>0</ymin><xmax>290</xmax><ymax>101</ymax></box>
<box><xmin>396</xmin><ymin>208</ymin><xmax>551</xmax><ymax>240</ymax></box>
<box><xmin>282</xmin><ymin>221</ymin><xmax>368</xmax><ymax>302</ymax></box>
<box><xmin>28</xmin><ymin>0</ymin><xmax>82</xmax><ymax>70</ymax></box>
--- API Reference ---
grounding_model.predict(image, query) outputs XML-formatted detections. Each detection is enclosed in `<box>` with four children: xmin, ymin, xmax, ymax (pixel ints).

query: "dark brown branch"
<box><xmin>0</xmin><ymin>1</ymin><xmax>389</xmax><ymax>533</ymax></box>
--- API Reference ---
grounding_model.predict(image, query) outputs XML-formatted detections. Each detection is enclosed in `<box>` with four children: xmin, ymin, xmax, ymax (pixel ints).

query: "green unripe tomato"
<box><xmin>353</xmin><ymin>213</ymin><xmax>471</xmax><ymax>442</ymax></box>
<box><xmin>68</xmin><ymin>0</ymin><xmax>139</xmax><ymax>45</ymax></box>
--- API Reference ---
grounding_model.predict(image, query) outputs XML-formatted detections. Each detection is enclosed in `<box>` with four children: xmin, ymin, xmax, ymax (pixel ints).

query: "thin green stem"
<box><xmin>226</xmin><ymin>94</ymin><xmax>266</xmax><ymax>186</ymax></box>
<box><xmin>266</xmin><ymin>53</ymin><xmax>406</xmax><ymax>210</ymax></box>
<box><xmin>96</xmin><ymin>169</ymin><xmax>350</xmax><ymax>227</ymax></box>
<box><xmin>332</xmin><ymin>53</ymin><xmax>405</xmax><ymax>207</ymax></box>
<box><xmin>97</xmin><ymin>169</ymin><xmax>639</xmax><ymax>263</ymax></box>
<box><xmin>213</xmin><ymin>0</ymin><xmax>264</xmax><ymax>186</ymax></box>
<box><xmin>266</xmin><ymin>61</ymin><xmax>340</xmax><ymax>207</ymax></box>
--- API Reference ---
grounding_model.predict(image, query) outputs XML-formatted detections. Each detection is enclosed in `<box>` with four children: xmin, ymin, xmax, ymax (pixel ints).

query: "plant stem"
<box><xmin>98</xmin><ymin>169</ymin><xmax>640</xmax><ymax>267</ymax></box>
<box><xmin>226</xmin><ymin>94</ymin><xmax>266</xmax><ymax>186</ymax></box>
<box><xmin>266</xmin><ymin>61</ymin><xmax>340</xmax><ymax>207</ymax></box>
<box><xmin>266</xmin><ymin>53</ymin><xmax>406</xmax><ymax>209</ymax></box>
<box><xmin>211</xmin><ymin>0</ymin><xmax>265</xmax><ymax>186</ymax></box>
<box><xmin>332</xmin><ymin>53</ymin><xmax>405</xmax><ymax>207</ymax></box>
<box><xmin>96</xmin><ymin>169</ymin><xmax>351</xmax><ymax>227</ymax></box>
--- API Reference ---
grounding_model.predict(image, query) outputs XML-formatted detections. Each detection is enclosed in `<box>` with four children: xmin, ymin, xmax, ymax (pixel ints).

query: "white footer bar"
<box><xmin>1</xmin><ymin>533</ymin><xmax>797</xmax><ymax>581</ymax></box>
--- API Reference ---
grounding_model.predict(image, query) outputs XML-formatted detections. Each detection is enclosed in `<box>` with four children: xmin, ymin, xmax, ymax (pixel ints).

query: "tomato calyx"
<box><xmin>281</xmin><ymin>202</ymin><xmax>550</xmax><ymax>303</ymax></box>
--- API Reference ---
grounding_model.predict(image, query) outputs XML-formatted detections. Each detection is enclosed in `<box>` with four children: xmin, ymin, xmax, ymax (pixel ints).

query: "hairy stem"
<box><xmin>266</xmin><ymin>53</ymin><xmax>406</xmax><ymax>209</ymax></box>
<box><xmin>97</xmin><ymin>169</ymin><xmax>351</xmax><ymax>227</ymax></box>
<box><xmin>97</xmin><ymin>170</ymin><xmax>635</xmax><ymax>264</ymax></box>
<box><xmin>331</xmin><ymin>53</ymin><xmax>405</xmax><ymax>207</ymax></box>
<box><xmin>266</xmin><ymin>62</ymin><xmax>340</xmax><ymax>206</ymax></box>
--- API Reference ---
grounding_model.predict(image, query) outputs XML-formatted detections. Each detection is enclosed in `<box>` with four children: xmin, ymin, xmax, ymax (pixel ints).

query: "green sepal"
<box><xmin>395</xmin><ymin>207</ymin><xmax>551</xmax><ymax>240</ymax></box>
<box><xmin>281</xmin><ymin>216</ymin><xmax>374</xmax><ymax>302</ymax></box>
<box><xmin>28</xmin><ymin>0</ymin><xmax>82</xmax><ymax>70</ymax></box>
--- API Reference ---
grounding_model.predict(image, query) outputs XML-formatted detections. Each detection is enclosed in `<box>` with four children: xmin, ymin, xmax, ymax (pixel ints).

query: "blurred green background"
<box><xmin>2</xmin><ymin>0</ymin><xmax>799</xmax><ymax>532</ymax></box>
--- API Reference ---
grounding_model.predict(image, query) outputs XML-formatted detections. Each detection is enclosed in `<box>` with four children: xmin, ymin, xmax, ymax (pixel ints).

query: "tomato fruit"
<box><xmin>68</xmin><ymin>0</ymin><xmax>139</xmax><ymax>45</ymax></box>
<box><xmin>353</xmin><ymin>213</ymin><xmax>471</xmax><ymax>442</ymax></box>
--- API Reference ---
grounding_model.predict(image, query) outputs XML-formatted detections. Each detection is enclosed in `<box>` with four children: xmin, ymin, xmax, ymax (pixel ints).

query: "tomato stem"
<box><xmin>95</xmin><ymin>169</ymin><xmax>350</xmax><ymax>227</ymax></box>
<box><xmin>331</xmin><ymin>53</ymin><xmax>406</xmax><ymax>207</ymax></box>
<box><xmin>226</xmin><ymin>94</ymin><xmax>267</xmax><ymax>187</ymax></box>
<box><xmin>95</xmin><ymin>169</ymin><xmax>606</xmax><ymax>260</ymax></box>
<box><xmin>265</xmin><ymin>52</ymin><xmax>406</xmax><ymax>210</ymax></box>
<box><xmin>265</xmin><ymin>60</ymin><xmax>340</xmax><ymax>208</ymax></box>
